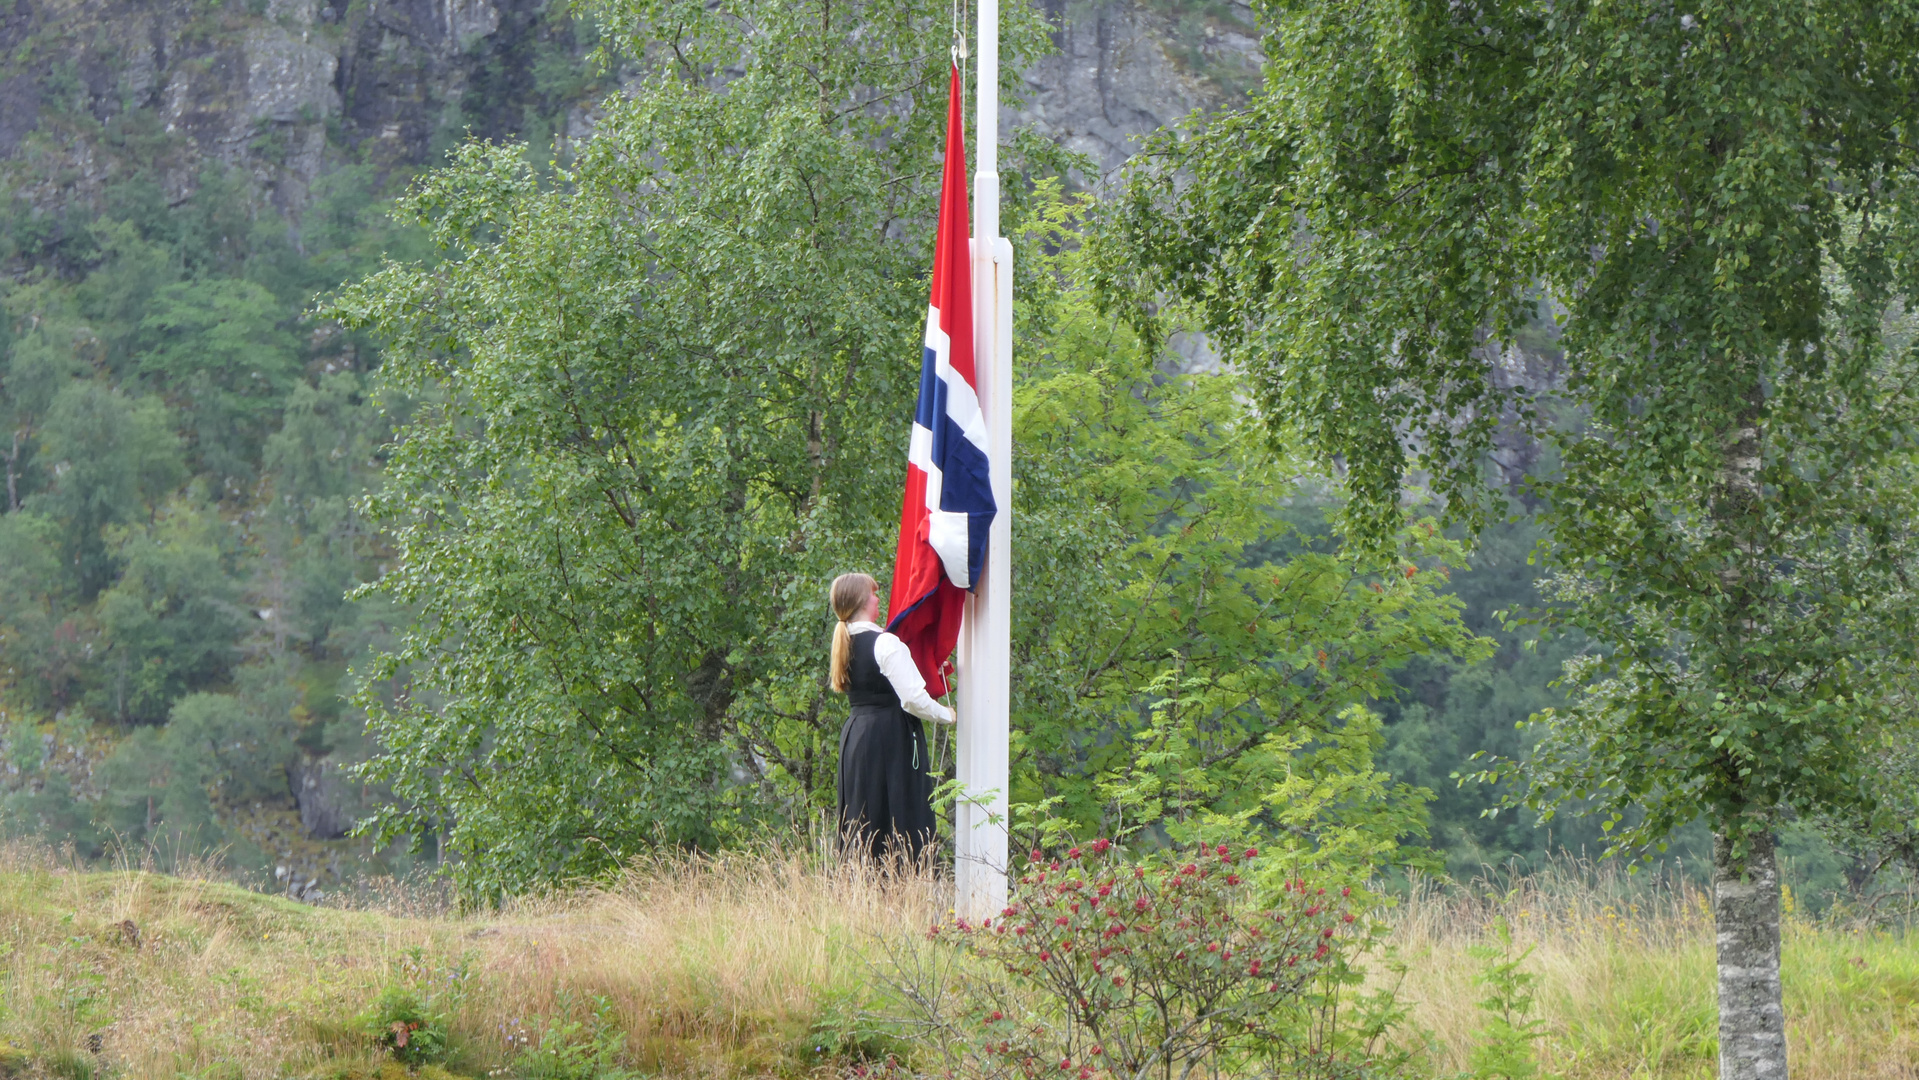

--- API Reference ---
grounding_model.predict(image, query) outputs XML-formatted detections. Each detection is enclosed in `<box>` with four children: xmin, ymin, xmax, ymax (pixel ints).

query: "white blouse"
<box><xmin>846</xmin><ymin>620</ymin><xmax>957</xmax><ymax>725</ymax></box>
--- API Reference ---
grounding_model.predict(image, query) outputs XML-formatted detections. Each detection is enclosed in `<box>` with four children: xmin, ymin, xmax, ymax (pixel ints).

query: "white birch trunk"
<box><xmin>1714</xmin><ymin>829</ymin><xmax>1787</xmax><ymax>1080</ymax></box>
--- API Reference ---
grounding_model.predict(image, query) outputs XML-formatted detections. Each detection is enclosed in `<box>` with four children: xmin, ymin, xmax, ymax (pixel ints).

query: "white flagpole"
<box><xmin>956</xmin><ymin>0</ymin><xmax>1012</xmax><ymax>922</ymax></box>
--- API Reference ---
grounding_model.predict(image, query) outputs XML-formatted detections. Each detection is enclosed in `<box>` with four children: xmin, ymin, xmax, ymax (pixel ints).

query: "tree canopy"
<box><xmin>1107</xmin><ymin>0</ymin><xmax>1919</xmax><ymax>863</ymax></box>
<box><xmin>1105</xmin><ymin>0</ymin><xmax>1919</xmax><ymax>1072</ymax></box>
<box><xmin>331</xmin><ymin>0</ymin><xmax>1060</xmax><ymax>898</ymax></box>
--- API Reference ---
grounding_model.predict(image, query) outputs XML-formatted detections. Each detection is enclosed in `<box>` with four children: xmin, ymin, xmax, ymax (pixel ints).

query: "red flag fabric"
<box><xmin>885</xmin><ymin>64</ymin><xmax>995</xmax><ymax>699</ymax></box>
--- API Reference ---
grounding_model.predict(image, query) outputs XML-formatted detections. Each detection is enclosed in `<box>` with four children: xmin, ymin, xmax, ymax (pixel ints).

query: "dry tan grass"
<box><xmin>0</xmin><ymin>839</ymin><xmax>936</xmax><ymax>1079</ymax></box>
<box><xmin>3</xmin><ymin>838</ymin><xmax>1917</xmax><ymax>1079</ymax></box>
<box><xmin>1386</xmin><ymin>863</ymin><xmax>1919</xmax><ymax>1079</ymax></box>
<box><xmin>456</xmin><ymin>850</ymin><xmax>940</xmax><ymax>1075</ymax></box>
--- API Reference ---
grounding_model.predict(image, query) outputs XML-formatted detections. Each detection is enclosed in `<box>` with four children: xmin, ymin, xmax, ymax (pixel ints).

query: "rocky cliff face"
<box><xmin>0</xmin><ymin>0</ymin><xmax>1258</xmax><ymax>227</ymax></box>
<box><xmin>0</xmin><ymin>0</ymin><xmax>593</xmax><ymax>227</ymax></box>
<box><xmin>1018</xmin><ymin>0</ymin><xmax>1257</xmax><ymax>178</ymax></box>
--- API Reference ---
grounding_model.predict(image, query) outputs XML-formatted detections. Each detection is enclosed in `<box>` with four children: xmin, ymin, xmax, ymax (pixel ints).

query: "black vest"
<box><xmin>846</xmin><ymin>630</ymin><xmax>901</xmax><ymax>708</ymax></box>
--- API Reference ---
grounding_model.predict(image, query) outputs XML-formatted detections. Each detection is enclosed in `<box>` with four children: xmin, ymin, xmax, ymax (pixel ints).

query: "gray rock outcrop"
<box><xmin>1015</xmin><ymin>0</ymin><xmax>1259</xmax><ymax>179</ymax></box>
<box><xmin>0</xmin><ymin>0</ymin><xmax>1261</xmax><ymax>223</ymax></box>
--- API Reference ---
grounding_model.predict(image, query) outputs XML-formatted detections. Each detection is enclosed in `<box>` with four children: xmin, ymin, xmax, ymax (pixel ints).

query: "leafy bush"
<box><xmin>507</xmin><ymin>995</ymin><xmax>639</xmax><ymax>1080</ymax></box>
<box><xmin>357</xmin><ymin>986</ymin><xmax>449</xmax><ymax>1066</ymax></box>
<box><xmin>905</xmin><ymin>840</ymin><xmax>1409</xmax><ymax>1080</ymax></box>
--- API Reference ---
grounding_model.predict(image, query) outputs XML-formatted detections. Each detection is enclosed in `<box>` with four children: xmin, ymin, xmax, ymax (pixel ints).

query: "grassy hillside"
<box><xmin>2</xmin><ymin>839</ymin><xmax>1916</xmax><ymax>1079</ymax></box>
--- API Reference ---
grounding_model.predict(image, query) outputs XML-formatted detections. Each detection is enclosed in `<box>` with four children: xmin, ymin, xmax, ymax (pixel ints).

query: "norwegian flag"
<box><xmin>885</xmin><ymin>64</ymin><xmax>996</xmax><ymax>700</ymax></box>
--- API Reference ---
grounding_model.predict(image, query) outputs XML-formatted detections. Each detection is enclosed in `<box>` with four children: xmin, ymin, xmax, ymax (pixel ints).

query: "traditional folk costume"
<box><xmin>837</xmin><ymin>619</ymin><xmax>955</xmax><ymax>866</ymax></box>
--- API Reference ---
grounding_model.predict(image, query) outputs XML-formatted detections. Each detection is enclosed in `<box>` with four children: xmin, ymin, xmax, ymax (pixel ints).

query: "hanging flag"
<box><xmin>886</xmin><ymin>63</ymin><xmax>996</xmax><ymax>700</ymax></box>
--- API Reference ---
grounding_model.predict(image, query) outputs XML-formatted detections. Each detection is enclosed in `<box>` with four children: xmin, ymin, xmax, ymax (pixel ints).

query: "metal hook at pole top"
<box><xmin>951</xmin><ymin>0</ymin><xmax>967</xmax><ymax>65</ymax></box>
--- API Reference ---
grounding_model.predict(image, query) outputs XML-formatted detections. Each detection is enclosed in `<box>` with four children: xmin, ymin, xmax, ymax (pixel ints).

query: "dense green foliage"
<box><xmin>0</xmin><ymin>0</ymin><xmax>622</xmax><ymax>881</ymax></box>
<box><xmin>1008</xmin><ymin>191</ymin><xmax>1488</xmax><ymax>868</ymax></box>
<box><xmin>330</xmin><ymin>0</ymin><xmax>1496</xmax><ymax>893</ymax></box>
<box><xmin>1109</xmin><ymin>0</ymin><xmax>1919</xmax><ymax>862</ymax></box>
<box><xmin>330</xmin><ymin>0</ymin><xmax>1062</xmax><ymax>898</ymax></box>
<box><xmin>1107</xmin><ymin>0</ymin><xmax>1919</xmax><ymax>1067</ymax></box>
<box><xmin>0</xmin><ymin>165</ymin><xmax>419</xmax><ymax>867</ymax></box>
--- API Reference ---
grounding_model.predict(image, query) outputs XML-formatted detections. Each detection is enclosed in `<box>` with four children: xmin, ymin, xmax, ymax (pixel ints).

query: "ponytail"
<box><xmin>828</xmin><ymin>572</ymin><xmax>878</xmax><ymax>693</ymax></box>
<box><xmin>831</xmin><ymin>621</ymin><xmax>854</xmax><ymax>693</ymax></box>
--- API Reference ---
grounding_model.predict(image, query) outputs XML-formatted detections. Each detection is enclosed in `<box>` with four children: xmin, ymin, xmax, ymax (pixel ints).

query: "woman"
<box><xmin>829</xmin><ymin>572</ymin><xmax>955</xmax><ymax>867</ymax></box>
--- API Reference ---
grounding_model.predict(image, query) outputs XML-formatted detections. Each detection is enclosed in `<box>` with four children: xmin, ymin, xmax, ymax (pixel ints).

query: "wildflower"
<box><xmin>1058</xmin><ymin>1061</ymin><xmax>1072</xmax><ymax>1072</ymax></box>
<box><xmin>1215</xmin><ymin>844</ymin><xmax>1229</xmax><ymax>857</ymax></box>
<box><xmin>1321</xmin><ymin>927</ymin><xmax>1335</xmax><ymax>939</ymax></box>
<box><xmin>1205</xmin><ymin>942</ymin><xmax>1219</xmax><ymax>953</ymax></box>
<box><xmin>1004</xmin><ymin>906</ymin><xmax>1019</xmax><ymax>916</ymax></box>
<box><xmin>1050</xmin><ymin>861</ymin><xmax>1062</xmax><ymax>871</ymax></box>
<box><xmin>1249</xmin><ymin>959</ymin><xmax>1263</xmax><ymax>975</ymax></box>
<box><xmin>1341</xmin><ymin>886</ymin><xmax>1351</xmax><ymax>897</ymax></box>
<box><xmin>1032</xmin><ymin>849</ymin><xmax>1044</xmax><ymax>862</ymax></box>
<box><xmin>1056</xmin><ymin>916</ymin><xmax>1070</xmax><ymax>926</ymax></box>
<box><xmin>1092</xmin><ymin>838</ymin><xmax>1112</xmax><ymax>853</ymax></box>
<box><xmin>1068</xmin><ymin>847</ymin><xmax>1082</xmax><ymax>859</ymax></box>
<box><xmin>1090</xmin><ymin>1046</ymin><xmax>1103</xmax><ymax>1057</ymax></box>
<box><xmin>1244</xmin><ymin>847</ymin><xmax>1258</xmax><ymax>859</ymax></box>
<box><xmin>1181</xmin><ymin>863</ymin><xmax>1197</xmax><ymax>876</ymax></box>
<box><xmin>1342</xmin><ymin>912</ymin><xmax>1356</xmax><ymax>923</ymax></box>
<box><xmin>1304</xmin><ymin>904</ymin><xmax>1321</xmax><ymax>916</ymax></box>
<box><xmin>1112</xmin><ymin>976</ymin><xmax>1125</xmax><ymax>987</ymax></box>
<box><xmin>1039</xmin><ymin>950</ymin><xmax>1052</xmax><ymax>961</ymax></box>
<box><xmin>1134</xmin><ymin>897</ymin><xmax>1149</xmax><ymax>912</ymax></box>
<box><xmin>1096</xmin><ymin>883</ymin><xmax>1112</xmax><ymax>897</ymax></box>
<box><xmin>990</xmin><ymin>1011</ymin><xmax>1004</xmax><ymax>1022</ymax></box>
<box><xmin>1314</xmin><ymin>943</ymin><xmax>1329</xmax><ymax>960</ymax></box>
<box><xmin>1225</xmin><ymin>874</ymin><xmax>1240</xmax><ymax>886</ymax></box>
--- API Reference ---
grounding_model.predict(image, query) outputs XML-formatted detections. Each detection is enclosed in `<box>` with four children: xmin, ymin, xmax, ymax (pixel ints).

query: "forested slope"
<box><xmin>0</xmin><ymin>0</ymin><xmax>618</xmax><ymax>888</ymax></box>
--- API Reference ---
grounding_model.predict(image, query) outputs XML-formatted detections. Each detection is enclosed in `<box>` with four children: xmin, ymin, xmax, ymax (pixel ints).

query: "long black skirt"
<box><xmin>837</xmin><ymin>702</ymin><xmax>934</xmax><ymax>867</ymax></box>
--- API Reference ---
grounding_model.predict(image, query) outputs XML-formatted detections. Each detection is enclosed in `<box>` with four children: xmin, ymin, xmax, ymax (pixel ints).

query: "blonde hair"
<box><xmin>829</xmin><ymin>573</ymin><xmax>878</xmax><ymax>693</ymax></box>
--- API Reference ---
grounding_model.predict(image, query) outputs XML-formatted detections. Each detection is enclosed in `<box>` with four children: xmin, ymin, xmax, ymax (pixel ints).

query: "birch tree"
<box><xmin>1101</xmin><ymin>2</ymin><xmax>1919</xmax><ymax>1076</ymax></box>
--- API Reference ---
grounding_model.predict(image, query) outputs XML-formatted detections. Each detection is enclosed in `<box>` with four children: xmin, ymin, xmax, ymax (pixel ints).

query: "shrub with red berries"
<box><xmin>914</xmin><ymin>840</ymin><xmax>1405</xmax><ymax>1080</ymax></box>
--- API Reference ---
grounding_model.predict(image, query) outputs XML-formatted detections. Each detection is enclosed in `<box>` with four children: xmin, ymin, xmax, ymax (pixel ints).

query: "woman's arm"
<box><xmin>872</xmin><ymin>633</ymin><xmax>956</xmax><ymax>724</ymax></box>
